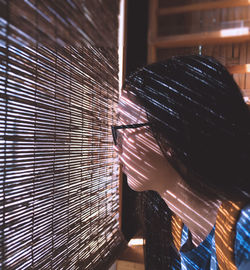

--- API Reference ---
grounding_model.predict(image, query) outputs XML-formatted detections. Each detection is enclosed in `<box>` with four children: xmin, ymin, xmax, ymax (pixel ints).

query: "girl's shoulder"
<box><xmin>235</xmin><ymin>204</ymin><xmax>250</xmax><ymax>269</ymax></box>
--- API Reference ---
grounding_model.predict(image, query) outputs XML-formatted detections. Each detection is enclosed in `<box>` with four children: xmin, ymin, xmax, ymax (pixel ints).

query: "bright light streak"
<box><xmin>165</xmin><ymin>189</ymin><xmax>215</xmax><ymax>226</ymax></box>
<box><xmin>177</xmin><ymin>198</ymin><xmax>214</xmax><ymax>227</ymax></box>
<box><xmin>167</xmin><ymin>201</ymin><xmax>206</xmax><ymax>232</ymax></box>
<box><xmin>119</xmin><ymin>109</ymin><xmax>138</xmax><ymax>123</ymax></box>
<box><xmin>137</xmin><ymin>134</ymin><xmax>162</xmax><ymax>154</ymax></box>
<box><xmin>128</xmin><ymin>238</ymin><xmax>144</xmax><ymax>246</ymax></box>
<box><xmin>123</xmin><ymin>145</ymin><xmax>142</xmax><ymax>160</ymax></box>
<box><xmin>166</xmin><ymin>190</ymin><xmax>177</xmax><ymax>199</ymax></box>
<box><xmin>119</xmin><ymin>96</ymin><xmax>136</xmax><ymax>108</ymax></box>
<box><xmin>244</xmin><ymin>97</ymin><xmax>249</xmax><ymax>103</ymax></box>
<box><xmin>124</xmin><ymin>140</ymin><xmax>136</xmax><ymax>150</ymax></box>
<box><xmin>220</xmin><ymin>27</ymin><xmax>249</xmax><ymax>37</ymax></box>
<box><xmin>144</xmin><ymin>161</ymin><xmax>154</xmax><ymax>168</ymax></box>
<box><xmin>118</xmin><ymin>0</ymin><xmax>125</xmax><ymax>95</ymax></box>
<box><xmin>122</xmin><ymin>152</ymin><xmax>131</xmax><ymax>160</ymax></box>
<box><xmin>246</xmin><ymin>64</ymin><xmax>250</xmax><ymax>72</ymax></box>
<box><xmin>127</xmin><ymin>137</ymin><xmax>135</xmax><ymax>143</ymax></box>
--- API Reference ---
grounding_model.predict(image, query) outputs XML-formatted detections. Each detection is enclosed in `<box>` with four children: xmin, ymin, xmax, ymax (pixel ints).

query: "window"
<box><xmin>0</xmin><ymin>0</ymin><xmax>124</xmax><ymax>269</ymax></box>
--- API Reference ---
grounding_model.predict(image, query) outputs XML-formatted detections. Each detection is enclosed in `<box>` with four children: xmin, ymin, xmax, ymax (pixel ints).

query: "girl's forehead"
<box><xmin>117</xmin><ymin>92</ymin><xmax>145</xmax><ymax>122</ymax></box>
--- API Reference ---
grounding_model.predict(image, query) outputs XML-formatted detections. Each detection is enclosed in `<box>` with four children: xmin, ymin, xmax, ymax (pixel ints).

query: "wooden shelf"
<box><xmin>151</xmin><ymin>29</ymin><xmax>250</xmax><ymax>49</ymax></box>
<box><xmin>116</xmin><ymin>260</ymin><xmax>144</xmax><ymax>270</ymax></box>
<box><xmin>117</xmin><ymin>242</ymin><xmax>145</xmax><ymax>270</ymax></box>
<box><xmin>118</xmin><ymin>245</ymin><xmax>144</xmax><ymax>264</ymax></box>
<box><xmin>227</xmin><ymin>64</ymin><xmax>250</xmax><ymax>74</ymax></box>
<box><xmin>158</xmin><ymin>0</ymin><xmax>250</xmax><ymax>15</ymax></box>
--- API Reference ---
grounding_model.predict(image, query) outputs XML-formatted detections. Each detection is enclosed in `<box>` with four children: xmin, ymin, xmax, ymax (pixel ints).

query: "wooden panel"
<box><xmin>158</xmin><ymin>6</ymin><xmax>250</xmax><ymax>37</ymax></box>
<box><xmin>156</xmin><ymin>42</ymin><xmax>250</xmax><ymax>64</ymax></box>
<box><xmin>117</xmin><ymin>260</ymin><xmax>145</xmax><ymax>270</ymax></box>
<box><xmin>158</xmin><ymin>0</ymin><xmax>218</xmax><ymax>9</ymax></box>
<box><xmin>159</xmin><ymin>0</ymin><xmax>250</xmax><ymax>15</ymax></box>
<box><xmin>202</xmin><ymin>42</ymin><xmax>249</xmax><ymax>65</ymax></box>
<box><xmin>234</xmin><ymin>74</ymin><xmax>246</xmax><ymax>90</ymax></box>
<box><xmin>157</xmin><ymin>46</ymin><xmax>199</xmax><ymax>61</ymax></box>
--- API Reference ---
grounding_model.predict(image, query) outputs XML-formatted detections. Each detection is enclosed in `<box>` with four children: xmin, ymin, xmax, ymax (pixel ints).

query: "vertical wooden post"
<box><xmin>118</xmin><ymin>0</ymin><xmax>127</xmax><ymax>231</ymax></box>
<box><xmin>148</xmin><ymin>0</ymin><xmax>158</xmax><ymax>63</ymax></box>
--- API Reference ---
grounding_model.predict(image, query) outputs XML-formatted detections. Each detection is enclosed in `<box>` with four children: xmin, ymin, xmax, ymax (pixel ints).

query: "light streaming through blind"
<box><xmin>0</xmin><ymin>0</ymin><xmax>125</xmax><ymax>269</ymax></box>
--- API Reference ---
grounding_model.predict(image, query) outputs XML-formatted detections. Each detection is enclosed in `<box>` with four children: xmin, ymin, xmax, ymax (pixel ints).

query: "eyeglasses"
<box><xmin>111</xmin><ymin>122</ymin><xmax>150</xmax><ymax>146</ymax></box>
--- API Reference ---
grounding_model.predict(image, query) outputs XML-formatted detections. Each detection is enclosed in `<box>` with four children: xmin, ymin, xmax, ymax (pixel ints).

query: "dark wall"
<box><xmin>122</xmin><ymin>0</ymin><xmax>149</xmax><ymax>242</ymax></box>
<box><xmin>125</xmin><ymin>0</ymin><xmax>149</xmax><ymax>76</ymax></box>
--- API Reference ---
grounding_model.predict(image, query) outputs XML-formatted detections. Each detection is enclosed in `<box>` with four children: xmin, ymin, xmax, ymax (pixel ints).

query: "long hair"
<box><xmin>125</xmin><ymin>55</ymin><xmax>250</xmax><ymax>269</ymax></box>
<box><xmin>136</xmin><ymin>190</ymin><xmax>180</xmax><ymax>270</ymax></box>
<box><xmin>125</xmin><ymin>55</ymin><xmax>250</xmax><ymax>200</ymax></box>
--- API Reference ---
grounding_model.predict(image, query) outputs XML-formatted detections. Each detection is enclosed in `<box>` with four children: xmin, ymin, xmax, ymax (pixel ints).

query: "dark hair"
<box><xmin>125</xmin><ymin>55</ymin><xmax>250</xmax><ymax>200</ymax></box>
<box><xmin>125</xmin><ymin>55</ymin><xmax>250</xmax><ymax>269</ymax></box>
<box><xmin>136</xmin><ymin>190</ymin><xmax>180</xmax><ymax>270</ymax></box>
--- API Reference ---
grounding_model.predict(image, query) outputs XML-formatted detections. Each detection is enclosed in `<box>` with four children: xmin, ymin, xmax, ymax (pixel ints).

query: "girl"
<box><xmin>112</xmin><ymin>55</ymin><xmax>250</xmax><ymax>269</ymax></box>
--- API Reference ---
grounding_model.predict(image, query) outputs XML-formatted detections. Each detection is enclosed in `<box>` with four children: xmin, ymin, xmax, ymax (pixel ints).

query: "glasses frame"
<box><xmin>111</xmin><ymin>122</ymin><xmax>150</xmax><ymax>146</ymax></box>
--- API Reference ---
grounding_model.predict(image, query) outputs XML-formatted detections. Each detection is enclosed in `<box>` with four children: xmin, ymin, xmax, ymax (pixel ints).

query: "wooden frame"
<box><xmin>152</xmin><ymin>29</ymin><xmax>250</xmax><ymax>49</ymax></box>
<box><xmin>158</xmin><ymin>0</ymin><xmax>250</xmax><ymax>15</ymax></box>
<box><xmin>227</xmin><ymin>64</ymin><xmax>250</xmax><ymax>74</ymax></box>
<box><xmin>118</xmin><ymin>0</ymin><xmax>127</xmax><ymax>230</ymax></box>
<box><xmin>147</xmin><ymin>0</ymin><xmax>158</xmax><ymax>63</ymax></box>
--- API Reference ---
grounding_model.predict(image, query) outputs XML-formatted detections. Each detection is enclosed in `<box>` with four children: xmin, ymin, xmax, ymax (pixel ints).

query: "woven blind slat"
<box><xmin>0</xmin><ymin>0</ymin><xmax>125</xmax><ymax>269</ymax></box>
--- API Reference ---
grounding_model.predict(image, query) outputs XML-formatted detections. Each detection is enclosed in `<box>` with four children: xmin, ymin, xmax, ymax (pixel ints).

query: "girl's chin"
<box><xmin>126</xmin><ymin>174</ymin><xmax>146</xmax><ymax>192</ymax></box>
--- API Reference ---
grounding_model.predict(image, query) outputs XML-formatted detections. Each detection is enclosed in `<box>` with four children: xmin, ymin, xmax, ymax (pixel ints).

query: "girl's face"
<box><xmin>114</xmin><ymin>90</ymin><xmax>178</xmax><ymax>193</ymax></box>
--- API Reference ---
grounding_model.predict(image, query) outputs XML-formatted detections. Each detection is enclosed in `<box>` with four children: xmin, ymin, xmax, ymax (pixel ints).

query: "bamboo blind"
<box><xmin>0</xmin><ymin>0</ymin><xmax>125</xmax><ymax>269</ymax></box>
<box><xmin>148</xmin><ymin>0</ymin><xmax>250</xmax><ymax>103</ymax></box>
